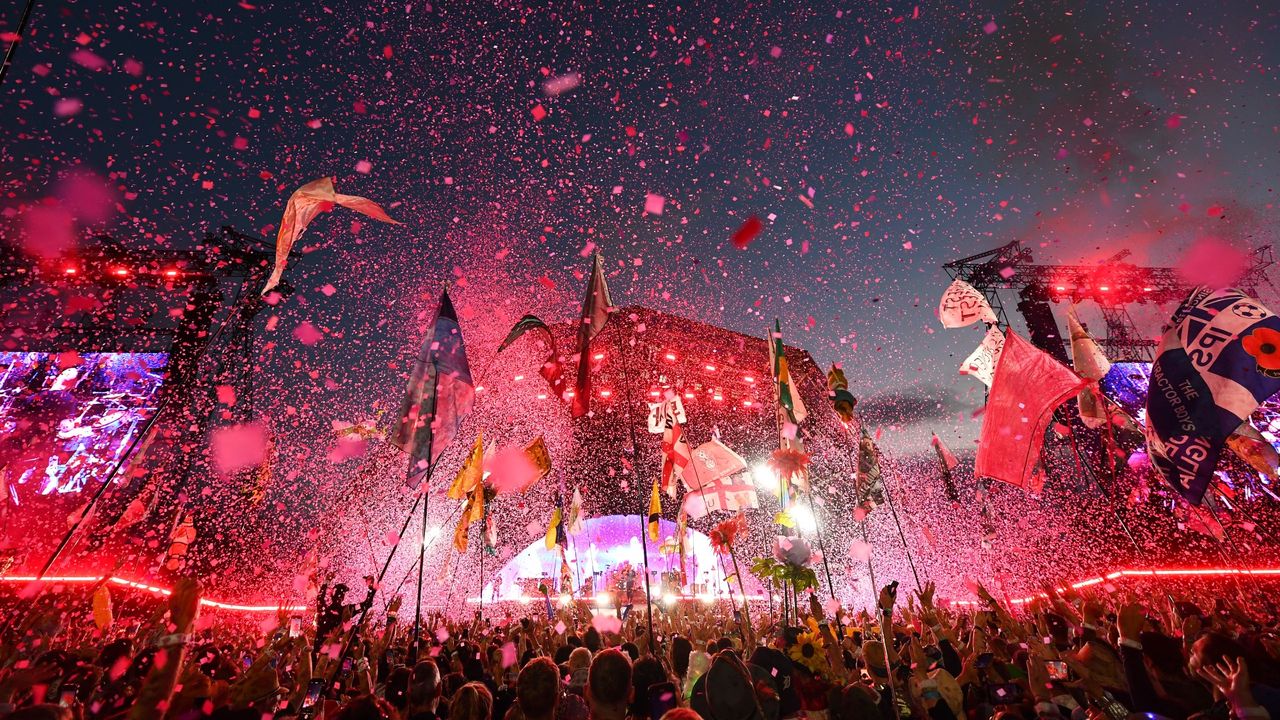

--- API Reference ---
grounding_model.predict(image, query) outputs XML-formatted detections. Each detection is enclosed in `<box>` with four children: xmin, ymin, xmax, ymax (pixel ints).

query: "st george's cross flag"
<box><xmin>571</xmin><ymin>254</ymin><xmax>615</xmax><ymax>418</ymax></box>
<box><xmin>1145</xmin><ymin>287</ymin><xmax>1280</xmax><ymax>505</ymax></box>
<box><xmin>660</xmin><ymin>420</ymin><xmax>693</xmax><ymax>497</ymax></box>
<box><xmin>682</xmin><ymin>480</ymin><xmax>758</xmax><ymax>519</ymax></box>
<box><xmin>392</xmin><ymin>288</ymin><xmax>475</xmax><ymax>484</ymax></box>
<box><xmin>974</xmin><ymin>329</ymin><xmax>1088</xmax><ymax>490</ymax></box>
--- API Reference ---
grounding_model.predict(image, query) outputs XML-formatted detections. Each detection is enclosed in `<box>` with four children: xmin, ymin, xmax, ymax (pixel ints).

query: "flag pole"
<box><xmin>848</xmin><ymin>423</ymin><xmax>924</xmax><ymax>592</ymax></box>
<box><xmin>616</xmin><ymin>319</ymin><xmax>657</xmax><ymax>646</ymax></box>
<box><xmin>411</xmin><ymin>357</ymin><xmax>441</xmax><ymax>662</ymax></box>
<box><xmin>837</xmin><ymin>433</ymin><xmax>880</xmax><ymax>612</ymax></box>
<box><xmin>685</xmin><ymin>453</ymin><xmax>752</xmax><ymax>646</ymax></box>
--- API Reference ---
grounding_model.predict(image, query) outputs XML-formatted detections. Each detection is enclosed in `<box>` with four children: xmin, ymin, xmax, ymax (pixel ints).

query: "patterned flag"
<box><xmin>682</xmin><ymin>479</ymin><xmax>759</xmax><ymax>519</ymax></box>
<box><xmin>661</xmin><ymin>421</ymin><xmax>693</xmax><ymax>497</ymax></box>
<box><xmin>648</xmin><ymin>479</ymin><xmax>662</xmax><ymax>541</ymax></box>
<box><xmin>1145</xmin><ymin>287</ymin><xmax>1280</xmax><ymax>504</ymax></box>
<box><xmin>453</xmin><ymin>481</ymin><xmax>486</xmax><ymax>552</ymax></box>
<box><xmin>931</xmin><ymin>433</ymin><xmax>961</xmax><ymax>504</ymax></box>
<box><xmin>262</xmin><ymin>177</ymin><xmax>401</xmax><ymax>294</ymax></box>
<box><xmin>566</xmin><ymin>486</ymin><xmax>586</xmax><ymax>534</ymax></box>
<box><xmin>571</xmin><ymin>254</ymin><xmax>615</xmax><ymax>418</ymax></box>
<box><xmin>544</xmin><ymin>503</ymin><xmax>565</xmax><ymax>550</ymax></box>
<box><xmin>683</xmin><ymin>438</ymin><xmax>748</xmax><ymax>491</ymax></box>
<box><xmin>392</xmin><ymin>289</ymin><xmax>475</xmax><ymax>484</ymax></box>
<box><xmin>960</xmin><ymin>326</ymin><xmax>1006</xmax><ymax>387</ymax></box>
<box><xmin>856</xmin><ymin>426</ymin><xmax>886</xmax><ymax>507</ymax></box>
<box><xmin>164</xmin><ymin>511</ymin><xmax>197</xmax><ymax>572</ymax></box>
<box><xmin>975</xmin><ymin>330</ymin><xmax>1088</xmax><ymax>489</ymax></box>
<box><xmin>767</xmin><ymin>320</ymin><xmax>808</xmax><ymax>424</ymax></box>
<box><xmin>826</xmin><ymin>365</ymin><xmax>858</xmax><ymax>423</ymax></box>
<box><xmin>1226</xmin><ymin>424</ymin><xmax>1280</xmax><ymax>480</ymax></box>
<box><xmin>1067</xmin><ymin>306</ymin><xmax>1113</xmax><ymax>428</ymax></box>
<box><xmin>938</xmin><ymin>279</ymin><xmax>999</xmax><ymax>328</ymax></box>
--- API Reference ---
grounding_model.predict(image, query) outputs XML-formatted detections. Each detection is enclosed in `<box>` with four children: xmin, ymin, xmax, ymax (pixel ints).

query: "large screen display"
<box><xmin>0</xmin><ymin>352</ymin><xmax>169</xmax><ymax>506</ymax></box>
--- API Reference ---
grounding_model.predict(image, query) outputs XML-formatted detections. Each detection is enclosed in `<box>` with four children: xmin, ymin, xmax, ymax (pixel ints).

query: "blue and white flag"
<box><xmin>1145</xmin><ymin>287</ymin><xmax>1280</xmax><ymax>504</ymax></box>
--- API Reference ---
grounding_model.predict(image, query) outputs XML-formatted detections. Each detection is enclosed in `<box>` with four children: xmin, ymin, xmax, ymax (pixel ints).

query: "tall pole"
<box><xmin>848</xmin><ymin>423</ymin><xmax>923</xmax><ymax>592</ymax></box>
<box><xmin>411</xmin><ymin>359</ymin><xmax>440</xmax><ymax>662</ymax></box>
<box><xmin>616</xmin><ymin>321</ymin><xmax>656</xmax><ymax>645</ymax></box>
<box><xmin>0</xmin><ymin>0</ymin><xmax>38</xmax><ymax>89</ymax></box>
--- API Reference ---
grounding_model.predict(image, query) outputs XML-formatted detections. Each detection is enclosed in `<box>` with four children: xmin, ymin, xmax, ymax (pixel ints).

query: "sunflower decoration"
<box><xmin>1242</xmin><ymin>327</ymin><xmax>1280</xmax><ymax>378</ymax></box>
<box><xmin>768</xmin><ymin>447</ymin><xmax>811</xmax><ymax>485</ymax></box>
<box><xmin>788</xmin><ymin>628</ymin><xmax>827</xmax><ymax>675</ymax></box>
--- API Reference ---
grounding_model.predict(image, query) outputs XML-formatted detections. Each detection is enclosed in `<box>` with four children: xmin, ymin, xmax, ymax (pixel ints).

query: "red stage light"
<box><xmin>742</xmin><ymin>375</ymin><xmax>755</xmax><ymax>383</ymax></box>
<box><xmin>684</xmin><ymin>391</ymin><xmax>694</xmax><ymax>399</ymax></box>
<box><xmin>664</xmin><ymin>352</ymin><xmax>677</xmax><ymax>361</ymax></box>
<box><xmin>63</xmin><ymin>267</ymin><xmax>78</xmax><ymax>275</ymax></box>
<box><xmin>112</xmin><ymin>268</ymin><xmax>129</xmax><ymax>277</ymax></box>
<box><xmin>1055</xmin><ymin>285</ymin><xmax>1066</xmax><ymax>292</ymax></box>
<box><xmin>593</xmin><ymin>352</ymin><xmax>605</xmax><ymax>360</ymax></box>
<box><xmin>536</xmin><ymin>393</ymin><xmax>547</xmax><ymax>400</ymax></box>
<box><xmin>598</xmin><ymin>389</ymin><xmax>612</xmax><ymax>398</ymax></box>
<box><xmin>514</xmin><ymin>374</ymin><xmax>525</xmax><ymax>381</ymax></box>
<box><xmin>1099</xmin><ymin>285</ymin><xmax>1109</xmax><ymax>291</ymax></box>
<box><xmin>705</xmin><ymin>364</ymin><xmax>717</xmax><ymax>371</ymax></box>
<box><xmin>164</xmin><ymin>269</ymin><xmax>180</xmax><ymax>278</ymax></box>
<box><xmin>742</xmin><ymin>400</ymin><xmax>752</xmax><ymax>407</ymax></box>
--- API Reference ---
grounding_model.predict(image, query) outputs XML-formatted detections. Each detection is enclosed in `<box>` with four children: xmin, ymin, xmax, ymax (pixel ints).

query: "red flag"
<box><xmin>571</xmin><ymin>254</ymin><xmax>614</xmax><ymax>417</ymax></box>
<box><xmin>661</xmin><ymin>421</ymin><xmax>693</xmax><ymax>497</ymax></box>
<box><xmin>974</xmin><ymin>330</ymin><xmax>1087</xmax><ymax>489</ymax></box>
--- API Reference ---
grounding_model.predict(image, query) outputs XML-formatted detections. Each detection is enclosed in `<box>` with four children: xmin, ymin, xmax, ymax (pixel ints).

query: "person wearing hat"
<box><xmin>689</xmin><ymin>651</ymin><xmax>780</xmax><ymax>720</ymax></box>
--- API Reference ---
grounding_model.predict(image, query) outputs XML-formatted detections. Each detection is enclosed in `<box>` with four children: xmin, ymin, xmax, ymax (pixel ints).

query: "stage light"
<box><xmin>649</xmin><ymin>389</ymin><xmax>660</xmax><ymax>397</ymax></box>
<box><xmin>684</xmin><ymin>391</ymin><xmax>694</xmax><ymax>399</ymax></box>
<box><xmin>595</xmin><ymin>592</ymin><xmax>613</xmax><ymax>607</ymax></box>
<box><xmin>112</xmin><ymin>267</ymin><xmax>129</xmax><ymax>277</ymax></box>
<box><xmin>537</xmin><ymin>393</ymin><xmax>547</xmax><ymax>399</ymax></box>
<box><xmin>751</xmin><ymin>463</ymin><xmax>777</xmax><ymax>492</ymax></box>
<box><xmin>742</xmin><ymin>375</ymin><xmax>755</xmax><ymax>383</ymax></box>
<box><xmin>63</xmin><ymin>266</ymin><xmax>78</xmax><ymax>275</ymax></box>
<box><xmin>789</xmin><ymin>505</ymin><xmax>818</xmax><ymax>534</ymax></box>
<box><xmin>599</xmin><ymin>389</ymin><xmax>612</xmax><ymax>398</ymax></box>
<box><xmin>1055</xmin><ymin>286</ymin><xmax>1066</xmax><ymax>292</ymax></box>
<box><xmin>662</xmin><ymin>592</ymin><xmax>677</xmax><ymax>606</ymax></box>
<box><xmin>698</xmin><ymin>592</ymin><xmax>715</xmax><ymax>605</ymax></box>
<box><xmin>664</xmin><ymin>352</ymin><xmax>677</xmax><ymax>361</ymax></box>
<box><xmin>514</xmin><ymin>374</ymin><xmax>525</xmax><ymax>381</ymax></box>
<box><xmin>423</xmin><ymin>527</ymin><xmax>442</xmax><ymax>545</ymax></box>
<box><xmin>1099</xmin><ymin>285</ymin><xmax>1110</xmax><ymax>291</ymax></box>
<box><xmin>1143</xmin><ymin>286</ymin><xmax>1152</xmax><ymax>292</ymax></box>
<box><xmin>705</xmin><ymin>364</ymin><xmax>717</xmax><ymax>371</ymax></box>
<box><xmin>559</xmin><ymin>593</ymin><xmax>572</xmax><ymax>606</ymax></box>
<box><xmin>742</xmin><ymin>400</ymin><xmax>752</xmax><ymax>407</ymax></box>
<box><xmin>164</xmin><ymin>269</ymin><xmax>180</xmax><ymax>278</ymax></box>
<box><xmin>712</xmin><ymin>392</ymin><xmax>723</xmax><ymax>402</ymax></box>
<box><xmin>593</xmin><ymin>352</ymin><xmax>605</xmax><ymax>360</ymax></box>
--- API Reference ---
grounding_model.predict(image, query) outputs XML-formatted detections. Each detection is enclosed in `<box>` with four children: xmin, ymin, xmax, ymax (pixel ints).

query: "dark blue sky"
<box><xmin>3</xmin><ymin>0</ymin><xmax>1278</xmax><ymax>457</ymax></box>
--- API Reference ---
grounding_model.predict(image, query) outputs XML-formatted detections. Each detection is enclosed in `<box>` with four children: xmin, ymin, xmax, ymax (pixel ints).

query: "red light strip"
<box><xmin>948</xmin><ymin>567</ymin><xmax>1280</xmax><ymax>606</ymax></box>
<box><xmin>4</xmin><ymin>567</ymin><xmax>1278</xmax><ymax>614</ymax></box>
<box><xmin>0</xmin><ymin>575</ymin><xmax>308</xmax><ymax>613</ymax></box>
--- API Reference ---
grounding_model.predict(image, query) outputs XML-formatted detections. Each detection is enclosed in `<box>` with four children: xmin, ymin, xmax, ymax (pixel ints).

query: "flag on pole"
<box><xmin>938</xmin><ymin>279</ymin><xmax>999</xmax><ymax>328</ymax></box>
<box><xmin>960</xmin><ymin>326</ymin><xmax>1006</xmax><ymax>387</ymax></box>
<box><xmin>566</xmin><ymin>487</ymin><xmax>586</xmax><ymax>534</ymax></box>
<box><xmin>931</xmin><ymin>433</ymin><xmax>961</xmax><ymax>504</ymax></box>
<box><xmin>544</xmin><ymin>502</ymin><xmax>565</xmax><ymax>550</ymax></box>
<box><xmin>684</xmin><ymin>438</ymin><xmax>748</xmax><ymax>491</ymax></box>
<box><xmin>571</xmin><ymin>254</ymin><xmax>615</xmax><ymax>417</ymax></box>
<box><xmin>1145</xmin><ymin>287</ymin><xmax>1280</xmax><ymax>504</ymax></box>
<box><xmin>164</xmin><ymin>511</ymin><xmax>197</xmax><ymax>572</ymax></box>
<box><xmin>447</xmin><ymin>433</ymin><xmax>485</xmax><ymax>500</ymax></box>
<box><xmin>648</xmin><ymin>479</ymin><xmax>662</xmax><ymax>541</ymax></box>
<box><xmin>856</xmin><ymin>427</ymin><xmax>886</xmax><ymax>507</ymax></box>
<box><xmin>392</xmin><ymin>288</ymin><xmax>475</xmax><ymax>483</ymax></box>
<box><xmin>453</xmin><ymin>481</ymin><xmax>486</xmax><ymax>552</ymax></box>
<box><xmin>262</xmin><ymin>177</ymin><xmax>402</xmax><ymax>294</ymax></box>
<box><xmin>661</xmin><ymin>420</ymin><xmax>693</xmax><ymax>497</ymax></box>
<box><xmin>682</xmin><ymin>479</ymin><xmax>759</xmax><ymax>519</ymax></box>
<box><xmin>497</xmin><ymin>314</ymin><xmax>566</xmax><ymax>400</ymax></box>
<box><xmin>1067</xmin><ymin>306</ymin><xmax>1113</xmax><ymax>429</ymax></box>
<box><xmin>1226</xmin><ymin>424</ymin><xmax>1280</xmax><ymax>480</ymax></box>
<box><xmin>974</xmin><ymin>330</ymin><xmax>1088</xmax><ymax>489</ymax></box>
<box><xmin>825</xmin><ymin>365</ymin><xmax>858</xmax><ymax>423</ymax></box>
<box><xmin>767</xmin><ymin>320</ymin><xmax>808</xmax><ymax>425</ymax></box>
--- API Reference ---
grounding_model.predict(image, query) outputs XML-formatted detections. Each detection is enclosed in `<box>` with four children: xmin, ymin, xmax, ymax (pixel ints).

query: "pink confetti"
<box><xmin>644</xmin><ymin>192</ymin><xmax>666</xmax><ymax>215</ymax></box>
<box><xmin>293</xmin><ymin>321</ymin><xmax>324</xmax><ymax>345</ymax></box>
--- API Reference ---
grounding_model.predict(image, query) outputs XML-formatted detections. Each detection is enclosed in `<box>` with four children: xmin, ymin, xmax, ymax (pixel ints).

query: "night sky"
<box><xmin>3</xmin><ymin>0</ymin><xmax>1280</xmax><ymax>597</ymax></box>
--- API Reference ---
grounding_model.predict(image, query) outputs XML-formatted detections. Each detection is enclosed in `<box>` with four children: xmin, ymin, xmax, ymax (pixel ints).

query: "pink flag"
<box><xmin>683</xmin><ymin>438</ymin><xmax>748</xmax><ymax>491</ymax></box>
<box><xmin>974</xmin><ymin>330</ymin><xmax>1087</xmax><ymax>490</ymax></box>
<box><xmin>262</xmin><ymin>177</ymin><xmax>401</xmax><ymax>294</ymax></box>
<box><xmin>682</xmin><ymin>480</ymin><xmax>759</xmax><ymax>520</ymax></box>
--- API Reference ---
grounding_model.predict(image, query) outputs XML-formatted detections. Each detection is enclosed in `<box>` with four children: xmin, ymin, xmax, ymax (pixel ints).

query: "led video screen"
<box><xmin>0</xmin><ymin>352</ymin><xmax>169</xmax><ymax>507</ymax></box>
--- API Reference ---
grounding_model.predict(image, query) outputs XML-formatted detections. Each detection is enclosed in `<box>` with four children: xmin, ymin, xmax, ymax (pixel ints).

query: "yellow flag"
<box><xmin>524</xmin><ymin>436</ymin><xmax>552</xmax><ymax>485</ymax></box>
<box><xmin>447</xmin><ymin>433</ymin><xmax>485</xmax><ymax>500</ymax></box>
<box><xmin>648</xmin><ymin>480</ymin><xmax>661</xmax><ymax>541</ymax></box>
<box><xmin>544</xmin><ymin>507</ymin><xmax>562</xmax><ymax>550</ymax></box>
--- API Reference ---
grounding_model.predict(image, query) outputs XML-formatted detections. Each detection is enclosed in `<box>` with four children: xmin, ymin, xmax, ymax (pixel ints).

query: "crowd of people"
<box><xmin>1</xmin><ymin>575</ymin><xmax>1278</xmax><ymax>720</ymax></box>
